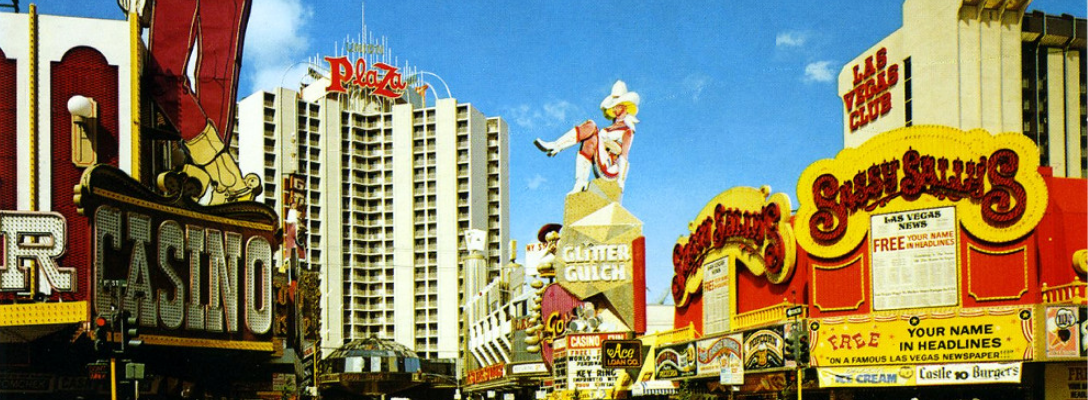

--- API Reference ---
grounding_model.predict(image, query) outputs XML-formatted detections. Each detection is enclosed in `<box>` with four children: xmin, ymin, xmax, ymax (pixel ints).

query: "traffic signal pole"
<box><xmin>111</xmin><ymin>356</ymin><xmax>118</xmax><ymax>400</ymax></box>
<box><xmin>99</xmin><ymin>279</ymin><xmax>130</xmax><ymax>400</ymax></box>
<box><xmin>785</xmin><ymin>309</ymin><xmax>804</xmax><ymax>400</ymax></box>
<box><xmin>797</xmin><ymin>366</ymin><xmax>802</xmax><ymax>400</ymax></box>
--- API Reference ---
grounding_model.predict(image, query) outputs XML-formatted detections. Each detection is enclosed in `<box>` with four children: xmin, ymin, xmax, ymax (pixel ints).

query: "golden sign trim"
<box><xmin>138</xmin><ymin>334</ymin><xmax>273</xmax><ymax>351</ymax></box>
<box><xmin>812</xmin><ymin>254</ymin><xmax>866</xmax><ymax>312</ymax></box>
<box><xmin>91</xmin><ymin>187</ymin><xmax>273</xmax><ymax>231</ymax></box>
<box><xmin>0</xmin><ymin>301</ymin><xmax>88</xmax><ymax>326</ymax></box>
<box><xmin>967</xmin><ymin>244</ymin><xmax>1029</xmax><ymax>302</ymax></box>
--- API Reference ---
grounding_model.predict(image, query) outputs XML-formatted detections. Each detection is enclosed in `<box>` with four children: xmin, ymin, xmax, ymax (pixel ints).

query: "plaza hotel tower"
<box><xmin>234</xmin><ymin>34</ymin><xmax>509</xmax><ymax>361</ymax></box>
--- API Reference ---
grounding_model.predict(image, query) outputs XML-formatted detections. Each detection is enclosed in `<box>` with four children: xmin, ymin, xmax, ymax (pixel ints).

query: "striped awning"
<box><xmin>632</xmin><ymin>380</ymin><xmax>678</xmax><ymax>397</ymax></box>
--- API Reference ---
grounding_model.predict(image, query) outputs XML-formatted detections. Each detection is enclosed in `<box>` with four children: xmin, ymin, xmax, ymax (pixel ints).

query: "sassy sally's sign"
<box><xmin>671</xmin><ymin>186</ymin><xmax>796</xmax><ymax>308</ymax></box>
<box><xmin>795</xmin><ymin>126</ymin><xmax>1048</xmax><ymax>258</ymax></box>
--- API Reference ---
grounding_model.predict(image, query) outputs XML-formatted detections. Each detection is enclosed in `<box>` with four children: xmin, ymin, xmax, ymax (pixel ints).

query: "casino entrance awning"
<box><xmin>0</xmin><ymin>302</ymin><xmax>88</xmax><ymax>343</ymax></box>
<box><xmin>631</xmin><ymin>380</ymin><xmax>678</xmax><ymax>397</ymax></box>
<box><xmin>317</xmin><ymin>336</ymin><xmax>457</xmax><ymax>398</ymax></box>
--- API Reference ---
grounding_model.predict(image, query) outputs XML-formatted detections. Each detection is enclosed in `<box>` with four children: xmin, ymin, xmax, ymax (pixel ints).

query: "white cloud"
<box><xmin>803</xmin><ymin>61</ymin><xmax>835</xmax><ymax>83</ymax></box>
<box><xmin>243</xmin><ymin>0</ymin><xmax>314</xmax><ymax>93</ymax></box>
<box><xmin>526</xmin><ymin>174</ymin><xmax>546</xmax><ymax>190</ymax></box>
<box><xmin>682</xmin><ymin>73</ymin><xmax>711</xmax><ymax>102</ymax></box>
<box><xmin>508</xmin><ymin>100</ymin><xmax>579</xmax><ymax>130</ymax></box>
<box><xmin>776</xmin><ymin>32</ymin><xmax>807</xmax><ymax>48</ymax></box>
<box><xmin>507</xmin><ymin>104</ymin><xmax>535</xmax><ymax>128</ymax></box>
<box><xmin>543</xmin><ymin>101</ymin><xmax>576</xmax><ymax>123</ymax></box>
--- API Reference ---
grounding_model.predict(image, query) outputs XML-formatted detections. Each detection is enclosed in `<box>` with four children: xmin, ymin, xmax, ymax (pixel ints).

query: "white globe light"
<box><xmin>67</xmin><ymin>95</ymin><xmax>95</xmax><ymax>118</ymax></box>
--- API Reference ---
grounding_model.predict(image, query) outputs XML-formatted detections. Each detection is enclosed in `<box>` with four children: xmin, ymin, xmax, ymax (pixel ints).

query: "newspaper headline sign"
<box><xmin>702</xmin><ymin>257</ymin><xmax>731</xmax><ymax>335</ymax></box>
<box><xmin>870</xmin><ymin>207</ymin><xmax>957</xmax><ymax>310</ymax></box>
<box><xmin>811</xmin><ymin>308</ymin><xmax>1033</xmax><ymax>367</ymax></box>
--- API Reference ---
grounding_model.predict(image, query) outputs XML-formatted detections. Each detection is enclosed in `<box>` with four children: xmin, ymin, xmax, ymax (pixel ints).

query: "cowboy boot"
<box><xmin>184</xmin><ymin>122</ymin><xmax>259</xmax><ymax>204</ymax></box>
<box><xmin>534</xmin><ymin>127</ymin><xmax>579</xmax><ymax>157</ymax></box>
<box><xmin>570</xmin><ymin>155</ymin><xmax>591</xmax><ymax>194</ymax></box>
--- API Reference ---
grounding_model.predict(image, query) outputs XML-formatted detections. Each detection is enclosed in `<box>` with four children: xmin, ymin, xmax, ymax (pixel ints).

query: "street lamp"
<box><xmin>68</xmin><ymin>95</ymin><xmax>98</xmax><ymax>167</ymax></box>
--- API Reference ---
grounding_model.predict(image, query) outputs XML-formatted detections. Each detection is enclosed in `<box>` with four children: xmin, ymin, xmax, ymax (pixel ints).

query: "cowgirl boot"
<box><xmin>570</xmin><ymin>155</ymin><xmax>591</xmax><ymax>194</ymax></box>
<box><xmin>534</xmin><ymin>127</ymin><xmax>579</xmax><ymax>157</ymax></box>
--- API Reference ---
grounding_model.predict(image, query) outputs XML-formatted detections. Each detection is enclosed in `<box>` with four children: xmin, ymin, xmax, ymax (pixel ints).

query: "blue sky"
<box><xmin>40</xmin><ymin>1</ymin><xmax>1086</xmax><ymax>304</ymax></box>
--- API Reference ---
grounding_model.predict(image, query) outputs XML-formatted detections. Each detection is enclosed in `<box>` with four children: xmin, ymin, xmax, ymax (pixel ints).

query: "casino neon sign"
<box><xmin>76</xmin><ymin>165</ymin><xmax>280</xmax><ymax>349</ymax></box>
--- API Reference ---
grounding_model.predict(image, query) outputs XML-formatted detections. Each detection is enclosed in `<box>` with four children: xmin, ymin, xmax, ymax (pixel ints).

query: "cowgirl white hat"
<box><xmin>600</xmin><ymin>80</ymin><xmax>640</xmax><ymax>120</ymax></box>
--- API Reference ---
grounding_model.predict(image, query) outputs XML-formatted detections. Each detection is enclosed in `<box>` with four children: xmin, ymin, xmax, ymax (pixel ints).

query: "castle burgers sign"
<box><xmin>76</xmin><ymin>165</ymin><xmax>280</xmax><ymax>351</ymax></box>
<box><xmin>795</xmin><ymin>126</ymin><xmax>1048</xmax><ymax>258</ymax></box>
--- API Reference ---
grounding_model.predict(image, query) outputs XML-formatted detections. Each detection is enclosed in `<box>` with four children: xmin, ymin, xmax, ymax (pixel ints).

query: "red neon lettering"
<box><xmin>844</xmin><ymin>47</ymin><xmax>897</xmax><ymax>131</ymax></box>
<box><xmin>325</xmin><ymin>56</ymin><xmax>352</xmax><ymax>93</ymax></box>
<box><xmin>324</xmin><ymin>57</ymin><xmax>407</xmax><ymax>98</ymax></box>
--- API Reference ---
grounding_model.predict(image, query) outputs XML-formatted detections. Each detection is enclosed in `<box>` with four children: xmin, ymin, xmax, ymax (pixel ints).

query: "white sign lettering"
<box><xmin>562</xmin><ymin>244</ymin><xmax>631</xmax><ymax>283</ymax></box>
<box><xmin>94</xmin><ymin>206</ymin><xmax>273</xmax><ymax>335</ymax></box>
<box><xmin>0</xmin><ymin>212</ymin><xmax>72</xmax><ymax>293</ymax></box>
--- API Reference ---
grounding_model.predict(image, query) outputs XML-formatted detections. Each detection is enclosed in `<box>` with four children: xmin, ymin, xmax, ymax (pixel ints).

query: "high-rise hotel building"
<box><xmin>839</xmin><ymin>0</ymin><xmax>1085</xmax><ymax>178</ymax></box>
<box><xmin>235</xmin><ymin>63</ymin><xmax>509</xmax><ymax>360</ymax></box>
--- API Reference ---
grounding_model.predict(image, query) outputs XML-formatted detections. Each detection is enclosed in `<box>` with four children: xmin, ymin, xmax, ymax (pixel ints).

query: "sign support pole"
<box><xmin>787</xmin><ymin>306</ymin><xmax>803</xmax><ymax>400</ymax></box>
<box><xmin>110</xmin><ymin>357</ymin><xmax>118</xmax><ymax>400</ymax></box>
<box><xmin>796</xmin><ymin>368</ymin><xmax>802</xmax><ymax>400</ymax></box>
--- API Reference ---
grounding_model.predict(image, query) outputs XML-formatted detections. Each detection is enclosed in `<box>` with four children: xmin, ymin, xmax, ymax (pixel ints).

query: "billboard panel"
<box><xmin>77</xmin><ymin>165</ymin><xmax>280</xmax><ymax>350</ymax></box>
<box><xmin>870</xmin><ymin>207</ymin><xmax>958</xmax><ymax>310</ymax></box>
<box><xmin>810</xmin><ymin>307</ymin><xmax>1034</xmax><ymax>367</ymax></box>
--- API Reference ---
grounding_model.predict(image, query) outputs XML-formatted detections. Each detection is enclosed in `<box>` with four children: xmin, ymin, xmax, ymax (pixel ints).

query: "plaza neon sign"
<box><xmin>324</xmin><ymin>56</ymin><xmax>407</xmax><ymax>98</ymax></box>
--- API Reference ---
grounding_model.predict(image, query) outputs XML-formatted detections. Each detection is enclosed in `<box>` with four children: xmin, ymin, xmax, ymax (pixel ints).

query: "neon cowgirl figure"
<box><xmin>534</xmin><ymin>80</ymin><xmax>640</xmax><ymax>194</ymax></box>
<box><xmin>124</xmin><ymin>0</ymin><xmax>259</xmax><ymax>204</ymax></box>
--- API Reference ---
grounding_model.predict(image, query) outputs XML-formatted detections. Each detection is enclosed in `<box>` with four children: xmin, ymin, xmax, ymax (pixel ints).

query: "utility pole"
<box><xmin>101</xmin><ymin>279</ymin><xmax>127</xmax><ymax>400</ymax></box>
<box><xmin>785</xmin><ymin>306</ymin><xmax>805</xmax><ymax>400</ymax></box>
<box><xmin>97</xmin><ymin>279</ymin><xmax>145</xmax><ymax>400</ymax></box>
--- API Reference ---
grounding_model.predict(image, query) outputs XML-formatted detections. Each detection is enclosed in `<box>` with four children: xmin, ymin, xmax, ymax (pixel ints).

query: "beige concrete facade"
<box><xmin>237</xmin><ymin>87</ymin><xmax>509</xmax><ymax>361</ymax></box>
<box><xmin>839</xmin><ymin>0</ymin><xmax>1085</xmax><ymax>178</ymax></box>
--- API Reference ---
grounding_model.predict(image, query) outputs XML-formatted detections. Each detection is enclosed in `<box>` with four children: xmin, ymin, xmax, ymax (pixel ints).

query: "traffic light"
<box><xmin>120</xmin><ymin>310</ymin><xmax>142</xmax><ymax>352</ymax></box>
<box><xmin>93</xmin><ymin>313</ymin><xmax>113</xmax><ymax>355</ymax></box>
<box><xmin>796</xmin><ymin>327</ymin><xmax>810</xmax><ymax>366</ymax></box>
<box><xmin>784</xmin><ymin>326</ymin><xmax>799</xmax><ymax>361</ymax></box>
